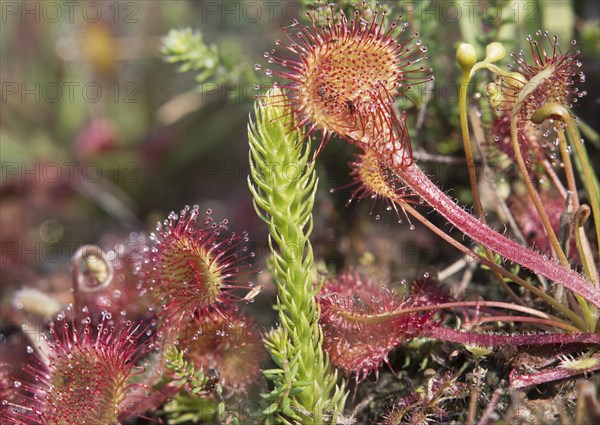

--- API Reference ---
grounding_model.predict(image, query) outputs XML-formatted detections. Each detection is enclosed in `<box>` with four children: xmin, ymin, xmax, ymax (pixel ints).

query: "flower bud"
<box><xmin>456</xmin><ymin>42</ymin><xmax>477</xmax><ymax>72</ymax></box>
<box><xmin>484</xmin><ymin>42</ymin><xmax>506</xmax><ymax>63</ymax></box>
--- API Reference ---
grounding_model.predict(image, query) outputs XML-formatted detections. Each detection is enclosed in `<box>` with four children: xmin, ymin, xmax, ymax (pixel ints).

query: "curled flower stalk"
<box><xmin>455</xmin><ymin>41</ymin><xmax>527</xmax><ymax>303</ymax></box>
<box><xmin>457</xmin><ymin>33</ymin><xmax>588</xmax><ymax>266</ymax></box>
<box><xmin>71</xmin><ymin>244</ymin><xmax>114</xmax><ymax>320</ymax></box>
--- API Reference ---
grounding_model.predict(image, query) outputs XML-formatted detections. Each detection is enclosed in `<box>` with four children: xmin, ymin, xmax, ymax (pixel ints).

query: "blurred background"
<box><xmin>1</xmin><ymin>0</ymin><xmax>599</xmax><ymax>423</ymax></box>
<box><xmin>1</xmin><ymin>0</ymin><xmax>599</xmax><ymax>354</ymax></box>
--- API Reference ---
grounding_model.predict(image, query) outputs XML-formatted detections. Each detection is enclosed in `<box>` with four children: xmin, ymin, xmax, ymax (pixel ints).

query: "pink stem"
<box><xmin>424</xmin><ymin>327</ymin><xmax>600</xmax><ymax>346</ymax></box>
<box><xmin>509</xmin><ymin>354</ymin><xmax>600</xmax><ymax>389</ymax></box>
<box><xmin>477</xmin><ymin>387</ymin><xmax>504</xmax><ymax>425</ymax></box>
<box><xmin>394</xmin><ymin>161</ymin><xmax>600</xmax><ymax>308</ymax></box>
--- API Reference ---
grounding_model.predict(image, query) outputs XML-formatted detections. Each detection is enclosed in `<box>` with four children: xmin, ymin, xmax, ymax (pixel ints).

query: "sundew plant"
<box><xmin>1</xmin><ymin>1</ymin><xmax>599</xmax><ymax>424</ymax></box>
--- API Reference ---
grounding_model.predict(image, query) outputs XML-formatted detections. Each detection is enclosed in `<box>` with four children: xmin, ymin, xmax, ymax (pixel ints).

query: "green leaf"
<box><xmin>263</xmin><ymin>403</ymin><xmax>279</xmax><ymax>415</ymax></box>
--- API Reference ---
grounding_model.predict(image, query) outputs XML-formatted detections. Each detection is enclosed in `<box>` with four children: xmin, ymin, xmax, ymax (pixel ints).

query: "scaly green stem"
<box><xmin>248</xmin><ymin>89</ymin><xmax>346</xmax><ymax>423</ymax></box>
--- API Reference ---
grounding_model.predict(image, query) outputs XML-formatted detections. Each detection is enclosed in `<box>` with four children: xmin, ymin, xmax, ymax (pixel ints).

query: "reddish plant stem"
<box><xmin>423</xmin><ymin>327</ymin><xmax>600</xmax><ymax>346</ymax></box>
<box><xmin>400</xmin><ymin>202</ymin><xmax>583</xmax><ymax>326</ymax></box>
<box><xmin>466</xmin><ymin>315</ymin><xmax>580</xmax><ymax>332</ymax></box>
<box><xmin>477</xmin><ymin>386</ymin><xmax>504</xmax><ymax>425</ymax></box>
<box><xmin>393</xmin><ymin>161</ymin><xmax>600</xmax><ymax>308</ymax></box>
<box><xmin>336</xmin><ymin>300</ymin><xmax>577</xmax><ymax>330</ymax></box>
<box><xmin>509</xmin><ymin>354</ymin><xmax>600</xmax><ymax>389</ymax></box>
